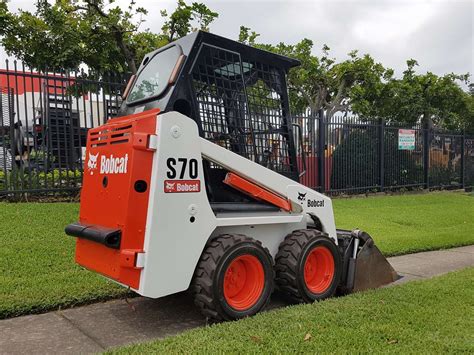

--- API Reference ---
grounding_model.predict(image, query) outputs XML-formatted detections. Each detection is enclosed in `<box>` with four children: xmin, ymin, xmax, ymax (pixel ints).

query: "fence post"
<box><xmin>378</xmin><ymin>118</ymin><xmax>385</xmax><ymax>191</ymax></box>
<box><xmin>318</xmin><ymin>109</ymin><xmax>326</xmax><ymax>193</ymax></box>
<box><xmin>460</xmin><ymin>130</ymin><xmax>465</xmax><ymax>189</ymax></box>
<box><xmin>423</xmin><ymin>124</ymin><xmax>430</xmax><ymax>189</ymax></box>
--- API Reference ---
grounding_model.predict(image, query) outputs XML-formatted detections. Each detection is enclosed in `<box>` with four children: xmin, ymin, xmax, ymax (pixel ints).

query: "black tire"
<box><xmin>275</xmin><ymin>229</ymin><xmax>342</xmax><ymax>303</ymax></box>
<box><xmin>192</xmin><ymin>234</ymin><xmax>274</xmax><ymax>321</ymax></box>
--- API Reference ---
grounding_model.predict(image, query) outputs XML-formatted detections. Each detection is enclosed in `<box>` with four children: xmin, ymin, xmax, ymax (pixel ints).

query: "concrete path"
<box><xmin>1</xmin><ymin>245</ymin><xmax>473</xmax><ymax>354</ymax></box>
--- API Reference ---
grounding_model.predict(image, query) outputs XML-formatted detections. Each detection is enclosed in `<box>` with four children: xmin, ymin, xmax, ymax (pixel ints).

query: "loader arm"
<box><xmin>200</xmin><ymin>135</ymin><xmax>338</xmax><ymax>243</ymax></box>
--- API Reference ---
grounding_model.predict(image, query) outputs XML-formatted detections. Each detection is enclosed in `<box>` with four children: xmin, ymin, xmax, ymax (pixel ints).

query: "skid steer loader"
<box><xmin>66</xmin><ymin>31</ymin><xmax>397</xmax><ymax>321</ymax></box>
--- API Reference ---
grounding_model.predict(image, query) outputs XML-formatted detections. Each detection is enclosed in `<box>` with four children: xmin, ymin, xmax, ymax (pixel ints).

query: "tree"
<box><xmin>0</xmin><ymin>1</ymin><xmax>11</xmax><ymax>35</ymax></box>
<box><xmin>160</xmin><ymin>0</ymin><xmax>218</xmax><ymax>42</ymax></box>
<box><xmin>358</xmin><ymin>60</ymin><xmax>473</xmax><ymax>130</ymax></box>
<box><xmin>0</xmin><ymin>0</ymin><xmax>218</xmax><ymax>74</ymax></box>
<box><xmin>238</xmin><ymin>26</ymin><xmax>391</xmax><ymax>120</ymax></box>
<box><xmin>239</xmin><ymin>27</ymin><xmax>473</xmax><ymax>130</ymax></box>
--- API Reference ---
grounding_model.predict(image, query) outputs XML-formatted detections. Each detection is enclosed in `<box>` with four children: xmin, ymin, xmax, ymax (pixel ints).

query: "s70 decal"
<box><xmin>166</xmin><ymin>158</ymin><xmax>198</xmax><ymax>179</ymax></box>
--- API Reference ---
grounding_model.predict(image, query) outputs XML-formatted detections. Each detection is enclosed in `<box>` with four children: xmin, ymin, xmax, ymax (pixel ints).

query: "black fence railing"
<box><xmin>295</xmin><ymin>110</ymin><xmax>474</xmax><ymax>194</ymax></box>
<box><xmin>0</xmin><ymin>62</ymin><xmax>472</xmax><ymax>197</ymax></box>
<box><xmin>0</xmin><ymin>61</ymin><xmax>127</xmax><ymax>196</ymax></box>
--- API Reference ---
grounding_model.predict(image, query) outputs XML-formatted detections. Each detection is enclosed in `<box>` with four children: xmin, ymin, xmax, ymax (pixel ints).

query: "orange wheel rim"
<box><xmin>223</xmin><ymin>255</ymin><xmax>265</xmax><ymax>311</ymax></box>
<box><xmin>304</xmin><ymin>246</ymin><xmax>335</xmax><ymax>294</ymax></box>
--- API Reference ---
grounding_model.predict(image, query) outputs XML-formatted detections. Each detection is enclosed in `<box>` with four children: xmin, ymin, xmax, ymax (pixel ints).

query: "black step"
<box><xmin>211</xmin><ymin>202</ymin><xmax>280</xmax><ymax>214</ymax></box>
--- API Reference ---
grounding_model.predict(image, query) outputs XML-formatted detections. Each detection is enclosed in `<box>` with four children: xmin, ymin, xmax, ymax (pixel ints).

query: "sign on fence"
<box><xmin>398</xmin><ymin>129</ymin><xmax>416</xmax><ymax>150</ymax></box>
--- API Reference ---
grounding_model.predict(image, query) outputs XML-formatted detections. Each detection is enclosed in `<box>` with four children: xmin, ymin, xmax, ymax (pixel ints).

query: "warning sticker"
<box><xmin>398</xmin><ymin>129</ymin><xmax>416</xmax><ymax>150</ymax></box>
<box><xmin>164</xmin><ymin>180</ymin><xmax>201</xmax><ymax>193</ymax></box>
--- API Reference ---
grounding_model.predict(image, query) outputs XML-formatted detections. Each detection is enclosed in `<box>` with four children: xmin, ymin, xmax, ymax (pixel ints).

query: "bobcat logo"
<box><xmin>298</xmin><ymin>192</ymin><xmax>307</xmax><ymax>203</ymax></box>
<box><xmin>87</xmin><ymin>153</ymin><xmax>99</xmax><ymax>175</ymax></box>
<box><xmin>166</xmin><ymin>182</ymin><xmax>175</xmax><ymax>190</ymax></box>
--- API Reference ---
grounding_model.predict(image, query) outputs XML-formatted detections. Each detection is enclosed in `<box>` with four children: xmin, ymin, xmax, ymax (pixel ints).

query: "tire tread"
<box><xmin>275</xmin><ymin>229</ymin><xmax>339</xmax><ymax>303</ymax></box>
<box><xmin>192</xmin><ymin>234</ymin><xmax>273</xmax><ymax>321</ymax></box>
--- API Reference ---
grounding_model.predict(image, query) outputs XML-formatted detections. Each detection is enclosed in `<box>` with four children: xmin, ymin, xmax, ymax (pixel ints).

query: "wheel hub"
<box><xmin>223</xmin><ymin>255</ymin><xmax>264</xmax><ymax>311</ymax></box>
<box><xmin>304</xmin><ymin>246</ymin><xmax>335</xmax><ymax>294</ymax></box>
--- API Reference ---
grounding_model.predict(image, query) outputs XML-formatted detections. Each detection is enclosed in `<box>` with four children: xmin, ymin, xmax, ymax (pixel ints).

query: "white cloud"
<box><xmin>352</xmin><ymin>2</ymin><xmax>438</xmax><ymax>45</ymax></box>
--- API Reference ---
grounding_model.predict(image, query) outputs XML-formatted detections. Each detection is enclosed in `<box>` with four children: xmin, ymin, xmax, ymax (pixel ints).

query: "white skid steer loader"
<box><xmin>66</xmin><ymin>31</ymin><xmax>398</xmax><ymax>321</ymax></box>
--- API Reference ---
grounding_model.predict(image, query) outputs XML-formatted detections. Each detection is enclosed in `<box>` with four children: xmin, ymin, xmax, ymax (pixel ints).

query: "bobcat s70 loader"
<box><xmin>66</xmin><ymin>31</ymin><xmax>397</xmax><ymax>321</ymax></box>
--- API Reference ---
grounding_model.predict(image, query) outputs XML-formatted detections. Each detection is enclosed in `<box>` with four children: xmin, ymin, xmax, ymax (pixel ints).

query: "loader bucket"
<box><xmin>352</xmin><ymin>240</ymin><xmax>399</xmax><ymax>292</ymax></box>
<box><xmin>341</xmin><ymin>229</ymin><xmax>399</xmax><ymax>292</ymax></box>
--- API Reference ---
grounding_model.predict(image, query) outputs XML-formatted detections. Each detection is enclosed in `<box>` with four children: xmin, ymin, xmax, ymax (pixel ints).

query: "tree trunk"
<box><xmin>114</xmin><ymin>31</ymin><xmax>137</xmax><ymax>74</ymax></box>
<box><xmin>422</xmin><ymin>111</ymin><xmax>433</xmax><ymax>130</ymax></box>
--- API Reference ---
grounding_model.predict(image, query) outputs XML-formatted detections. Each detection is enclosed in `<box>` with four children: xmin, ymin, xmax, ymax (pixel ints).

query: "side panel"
<box><xmin>139</xmin><ymin>112</ymin><xmax>217</xmax><ymax>298</ymax></box>
<box><xmin>76</xmin><ymin>109</ymin><xmax>158</xmax><ymax>290</ymax></box>
<box><xmin>286</xmin><ymin>185</ymin><xmax>337</xmax><ymax>240</ymax></box>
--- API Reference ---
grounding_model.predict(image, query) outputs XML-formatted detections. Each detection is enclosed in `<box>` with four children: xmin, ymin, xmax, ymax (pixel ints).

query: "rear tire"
<box><xmin>275</xmin><ymin>229</ymin><xmax>341</xmax><ymax>303</ymax></box>
<box><xmin>192</xmin><ymin>234</ymin><xmax>274</xmax><ymax>321</ymax></box>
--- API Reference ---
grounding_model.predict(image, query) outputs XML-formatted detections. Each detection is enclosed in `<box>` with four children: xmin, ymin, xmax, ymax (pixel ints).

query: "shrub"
<box><xmin>331</xmin><ymin>129</ymin><xmax>423</xmax><ymax>190</ymax></box>
<box><xmin>429</xmin><ymin>165</ymin><xmax>460</xmax><ymax>187</ymax></box>
<box><xmin>0</xmin><ymin>168</ymin><xmax>82</xmax><ymax>193</ymax></box>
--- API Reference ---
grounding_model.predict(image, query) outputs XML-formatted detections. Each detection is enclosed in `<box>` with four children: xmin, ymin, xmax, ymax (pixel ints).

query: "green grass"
<box><xmin>109</xmin><ymin>267</ymin><xmax>474</xmax><ymax>354</ymax></box>
<box><xmin>333</xmin><ymin>191</ymin><xmax>474</xmax><ymax>256</ymax></box>
<box><xmin>0</xmin><ymin>203</ymin><xmax>129</xmax><ymax>319</ymax></box>
<box><xmin>0</xmin><ymin>191</ymin><xmax>473</xmax><ymax>320</ymax></box>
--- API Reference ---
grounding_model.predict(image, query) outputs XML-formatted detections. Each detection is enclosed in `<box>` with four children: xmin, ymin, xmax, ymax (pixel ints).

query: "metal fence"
<box><xmin>0</xmin><ymin>61</ymin><xmax>127</xmax><ymax>196</ymax></box>
<box><xmin>0</xmin><ymin>62</ymin><xmax>472</xmax><ymax>197</ymax></box>
<box><xmin>295</xmin><ymin>111</ymin><xmax>474</xmax><ymax>194</ymax></box>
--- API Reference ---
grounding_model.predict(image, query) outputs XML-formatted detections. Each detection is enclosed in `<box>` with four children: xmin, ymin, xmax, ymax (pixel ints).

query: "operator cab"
<box><xmin>118</xmin><ymin>31</ymin><xmax>301</xmax><ymax>205</ymax></box>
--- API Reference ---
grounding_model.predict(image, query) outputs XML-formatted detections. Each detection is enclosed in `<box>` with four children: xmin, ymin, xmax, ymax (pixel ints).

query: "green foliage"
<box><xmin>161</xmin><ymin>0</ymin><xmax>218</xmax><ymax>42</ymax></box>
<box><xmin>238</xmin><ymin>27</ymin><xmax>472</xmax><ymax>131</ymax></box>
<box><xmin>356</xmin><ymin>60</ymin><xmax>474</xmax><ymax>130</ymax></box>
<box><xmin>429</xmin><ymin>165</ymin><xmax>459</xmax><ymax>187</ymax></box>
<box><xmin>238</xmin><ymin>27</ymin><xmax>391</xmax><ymax>118</ymax></box>
<box><xmin>466</xmin><ymin>152</ymin><xmax>474</xmax><ymax>188</ymax></box>
<box><xmin>0</xmin><ymin>0</ymin><xmax>217</xmax><ymax>73</ymax></box>
<box><xmin>238</xmin><ymin>25</ymin><xmax>260</xmax><ymax>46</ymax></box>
<box><xmin>0</xmin><ymin>0</ymin><xmax>83</xmax><ymax>70</ymax></box>
<box><xmin>0</xmin><ymin>1</ymin><xmax>9</xmax><ymax>34</ymax></box>
<box><xmin>0</xmin><ymin>168</ymin><xmax>82</xmax><ymax>192</ymax></box>
<box><xmin>331</xmin><ymin>129</ymin><xmax>423</xmax><ymax>190</ymax></box>
<box><xmin>110</xmin><ymin>267</ymin><xmax>474</xmax><ymax>354</ymax></box>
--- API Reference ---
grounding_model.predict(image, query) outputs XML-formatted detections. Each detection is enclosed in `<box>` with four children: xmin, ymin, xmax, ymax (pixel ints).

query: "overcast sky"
<box><xmin>1</xmin><ymin>0</ymin><xmax>473</xmax><ymax>81</ymax></box>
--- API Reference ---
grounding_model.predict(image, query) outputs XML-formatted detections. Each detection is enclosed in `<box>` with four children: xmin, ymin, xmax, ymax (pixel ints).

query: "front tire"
<box><xmin>275</xmin><ymin>229</ymin><xmax>341</xmax><ymax>303</ymax></box>
<box><xmin>192</xmin><ymin>234</ymin><xmax>274</xmax><ymax>321</ymax></box>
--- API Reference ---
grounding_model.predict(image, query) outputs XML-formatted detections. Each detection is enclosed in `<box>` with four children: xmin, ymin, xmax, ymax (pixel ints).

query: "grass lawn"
<box><xmin>333</xmin><ymin>191</ymin><xmax>474</xmax><ymax>256</ymax></box>
<box><xmin>109</xmin><ymin>267</ymin><xmax>474</xmax><ymax>354</ymax></box>
<box><xmin>0</xmin><ymin>203</ymin><xmax>129</xmax><ymax>319</ymax></box>
<box><xmin>0</xmin><ymin>191</ymin><xmax>473</xmax><ymax>319</ymax></box>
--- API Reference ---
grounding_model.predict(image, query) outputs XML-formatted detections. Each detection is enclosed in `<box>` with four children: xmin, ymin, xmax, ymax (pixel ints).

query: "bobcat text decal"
<box><xmin>100</xmin><ymin>154</ymin><xmax>129</xmax><ymax>174</ymax></box>
<box><xmin>87</xmin><ymin>153</ymin><xmax>129</xmax><ymax>175</ymax></box>
<box><xmin>164</xmin><ymin>180</ymin><xmax>201</xmax><ymax>193</ymax></box>
<box><xmin>307</xmin><ymin>199</ymin><xmax>325</xmax><ymax>207</ymax></box>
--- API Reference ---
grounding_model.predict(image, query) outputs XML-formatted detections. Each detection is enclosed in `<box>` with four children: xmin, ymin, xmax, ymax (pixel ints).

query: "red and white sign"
<box><xmin>398</xmin><ymin>129</ymin><xmax>416</xmax><ymax>150</ymax></box>
<box><xmin>164</xmin><ymin>180</ymin><xmax>201</xmax><ymax>193</ymax></box>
